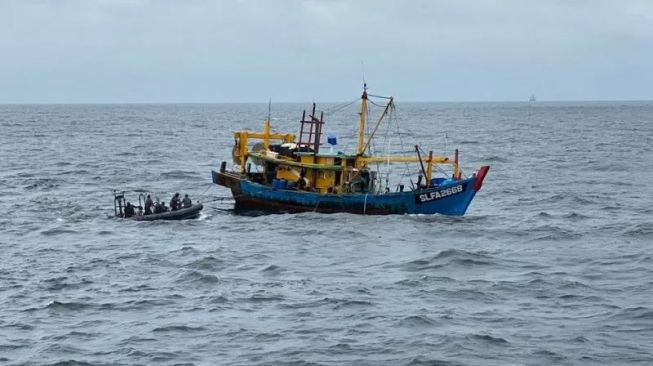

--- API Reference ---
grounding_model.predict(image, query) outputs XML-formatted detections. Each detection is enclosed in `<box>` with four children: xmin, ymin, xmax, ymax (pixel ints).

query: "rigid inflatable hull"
<box><xmin>130</xmin><ymin>203</ymin><xmax>204</xmax><ymax>221</ymax></box>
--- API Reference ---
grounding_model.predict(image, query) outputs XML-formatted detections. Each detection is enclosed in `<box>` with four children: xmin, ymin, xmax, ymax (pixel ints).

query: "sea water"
<box><xmin>1</xmin><ymin>101</ymin><xmax>652</xmax><ymax>365</ymax></box>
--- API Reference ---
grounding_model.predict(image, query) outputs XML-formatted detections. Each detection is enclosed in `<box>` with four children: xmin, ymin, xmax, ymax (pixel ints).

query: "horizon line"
<box><xmin>1</xmin><ymin>98</ymin><xmax>653</xmax><ymax>105</ymax></box>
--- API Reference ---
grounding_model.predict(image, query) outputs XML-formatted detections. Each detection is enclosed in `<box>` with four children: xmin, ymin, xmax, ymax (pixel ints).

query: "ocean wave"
<box><xmin>118</xmin><ymin>284</ymin><xmax>155</xmax><ymax>293</ymax></box>
<box><xmin>623</xmin><ymin>222</ymin><xmax>653</xmax><ymax>238</ymax></box>
<box><xmin>2</xmin><ymin>322</ymin><xmax>34</xmax><ymax>330</ymax></box>
<box><xmin>482</xmin><ymin>155</ymin><xmax>508</xmax><ymax>163</ymax></box>
<box><xmin>24</xmin><ymin>177</ymin><xmax>62</xmax><ymax>190</ymax></box>
<box><xmin>246</xmin><ymin>294</ymin><xmax>285</xmax><ymax>302</ymax></box>
<box><xmin>610</xmin><ymin>306</ymin><xmax>653</xmax><ymax>321</ymax></box>
<box><xmin>324</xmin><ymin>298</ymin><xmax>373</xmax><ymax>309</ymax></box>
<box><xmin>530</xmin><ymin>224</ymin><xmax>581</xmax><ymax>241</ymax></box>
<box><xmin>404</xmin><ymin>249</ymin><xmax>493</xmax><ymax>271</ymax></box>
<box><xmin>170</xmin><ymin>246</ymin><xmax>201</xmax><ymax>256</ymax></box>
<box><xmin>41</xmin><ymin>276</ymin><xmax>93</xmax><ymax>291</ymax></box>
<box><xmin>45</xmin><ymin>300</ymin><xmax>93</xmax><ymax>311</ymax></box>
<box><xmin>468</xmin><ymin>333</ymin><xmax>509</xmax><ymax>345</ymax></box>
<box><xmin>117</xmin><ymin>336</ymin><xmax>157</xmax><ymax>346</ymax></box>
<box><xmin>0</xmin><ymin>343</ymin><xmax>29</xmax><ymax>351</ymax></box>
<box><xmin>406</xmin><ymin>358</ymin><xmax>464</xmax><ymax>366</ymax></box>
<box><xmin>208</xmin><ymin>295</ymin><xmax>229</xmax><ymax>304</ymax></box>
<box><xmin>184</xmin><ymin>256</ymin><xmax>225</xmax><ymax>271</ymax></box>
<box><xmin>159</xmin><ymin>170</ymin><xmax>202</xmax><ymax>179</ymax></box>
<box><xmin>152</xmin><ymin>325</ymin><xmax>207</xmax><ymax>333</ymax></box>
<box><xmin>398</xmin><ymin>315</ymin><xmax>439</xmax><ymax>328</ymax></box>
<box><xmin>48</xmin><ymin>331</ymin><xmax>98</xmax><ymax>342</ymax></box>
<box><xmin>43</xmin><ymin>361</ymin><xmax>95</xmax><ymax>366</ymax></box>
<box><xmin>530</xmin><ymin>349</ymin><xmax>566</xmax><ymax>362</ymax></box>
<box><xmin>261</xmin><ymin>264</ymin><xmax>284</xmax><ymax>275</ymax></box>
<box><xmin>109</xmin><ymin>298</ymin><xmax>176</xmax><ymax>311</ymax></box>
<box><xmin>177</xmin><ymin>270</ymin><xmax>219</xmax><ymax>284</ymax></box>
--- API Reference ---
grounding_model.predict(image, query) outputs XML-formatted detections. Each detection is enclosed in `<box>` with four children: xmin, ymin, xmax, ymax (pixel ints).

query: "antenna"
<box><xmin>361</xmin><ymin>61</ymin><xmax>366</xmax><ymax>85</ymax></box>
<box><xmin>267</xmin><ymin>97</ymin><xmax>271</xmax><ymax>123</ymax></box>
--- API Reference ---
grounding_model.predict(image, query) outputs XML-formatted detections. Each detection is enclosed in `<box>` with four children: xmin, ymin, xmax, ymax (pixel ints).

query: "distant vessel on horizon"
<box><xmin>529</xmin><ymin>94</ymin><xmax>536</xmax><ymax>102</ymax></box>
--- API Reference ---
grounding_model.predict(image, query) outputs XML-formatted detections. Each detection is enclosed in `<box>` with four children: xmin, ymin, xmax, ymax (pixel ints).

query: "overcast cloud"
<box><xmin>1</xmin><ymin>0</ymin><xmax>652</xmax><ymax>102</ymax></box>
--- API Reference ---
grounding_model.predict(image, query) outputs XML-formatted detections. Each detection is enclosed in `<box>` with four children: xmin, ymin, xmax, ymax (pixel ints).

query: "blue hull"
<box><xmin>213</xmin><ymin>169</ymin><xmax>489</xmax><ymax>216</ymax></box>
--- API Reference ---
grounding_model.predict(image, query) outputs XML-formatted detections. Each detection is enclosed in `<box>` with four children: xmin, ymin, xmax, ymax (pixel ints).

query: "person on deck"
<box><xmin>360</xmin><ymin>168</ymin><xmax>370</xmax><ymax>193</ymax></box>
<box><xmin>124</xmin><ymin>202</ymin><xmax>135</xmax><ymax>218</ymax></box>
<box><xmin>144</xmin><ymin>195</ymin><xmax>153</xmax><ymax>215</ymax></box>
<box><xmin>170</xmin><ymin>193</ymin><xmax>181</xmax><ymax>211</ymax></box>
<box><xmin>182</xmin><ymin>194</ymin><xmax>192</xmax><ymax>208</ymax></box>
<box><xmin>296</xmin><ymin>169</ymin><xmax>307</xmax><ymax>190</ymax></box>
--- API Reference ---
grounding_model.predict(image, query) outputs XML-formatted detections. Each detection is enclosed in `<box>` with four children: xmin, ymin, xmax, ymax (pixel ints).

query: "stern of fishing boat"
<box><xmin>212</xmin><ymin>161</ymin><xmax>245</xmax><ymax>198</ymax></box>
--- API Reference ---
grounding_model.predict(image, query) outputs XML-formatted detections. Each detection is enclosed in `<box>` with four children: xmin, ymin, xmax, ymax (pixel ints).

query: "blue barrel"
<box><xmin>272</xmin><ymin>179</ymin><xmax>280</xmax><ymax>189</ymax></box>
<box><xmin>440</xmin><ymin>178</ymin><xmax>456</xmax><ymax>186</ymax></box>
<box><xmin>280</xmin><ymin>179</ymin><xmax>288</xmax><ymax>189</ymax></box>
<box><xmin>431</xmin><ymin>178</ymin><xmax>446</xmax><ymax>187</ymax></box>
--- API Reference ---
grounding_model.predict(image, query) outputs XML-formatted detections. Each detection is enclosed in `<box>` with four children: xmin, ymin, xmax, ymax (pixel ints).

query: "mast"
<box><xmin>263</xmin><ymin>98</ymin><xmax>271</xmax><ymax>149</ymax></box>
<box><xmin>357</xmin><ymin>83</ymin><xmax>368</xmax><ymax>155</ymax></box>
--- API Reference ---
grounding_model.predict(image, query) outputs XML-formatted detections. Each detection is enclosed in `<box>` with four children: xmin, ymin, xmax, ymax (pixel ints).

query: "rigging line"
<box><xmin>382</xmin><ymin>106</ymin><xmax>393</xmax><ymax>192</ymax></box>
<box><xmin>389</xmin><ymin>104</ymin><xmax>412</xmax><ymax>184</ymax></box>
<box><xmin>194</xmin><ymin>183</ymin><xmax>214</xmax><ymax>200</ymax></box>
<box><xmin>323</xmin><ymin>98</ymin><xmax>359</xmax><ymax>115</ymax></box>
<box><xmin>417</xmin><ymin>145</ymin><xmax>428</xmax><ymax>157</ymax></box>
<box><xmin>362</xmin><ymin>99</ymin><xmax>393</xmax><ymax>155</ymax></box>
<box><xmin>202</xmin><ymin>197</ymin><xmax>235</xmax><ymax>202</ymax></box>
<box><xmin>367</xmin><ymin>99</ymin><xmax>388</xmax><ymax>108</ymax></box>
<box><xmin>368</xmin><ymin>94</ymin><xmax>393</xmax><ymax>99</ymax></box>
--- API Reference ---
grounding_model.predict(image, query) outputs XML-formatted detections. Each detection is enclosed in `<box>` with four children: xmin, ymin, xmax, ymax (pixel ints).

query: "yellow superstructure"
<box><xmin>229</xmin><ymin>86</ymin><xmax>463</xmax><ymax>194</ymax></box>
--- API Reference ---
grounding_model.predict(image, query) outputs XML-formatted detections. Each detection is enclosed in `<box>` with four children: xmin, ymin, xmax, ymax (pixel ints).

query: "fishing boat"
<box><xmin>212</xmin><ymin>84</ymin><xmax>489</xmax><ymax>215</ymax></box>
<box><xmin>113</xmin><ymin>191</ymin><xmax>203</xmax><ymax>221</ymax></box>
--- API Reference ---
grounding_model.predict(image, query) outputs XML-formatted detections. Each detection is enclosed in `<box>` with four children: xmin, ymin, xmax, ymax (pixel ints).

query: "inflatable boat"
<box><xmin>130</xmin><ymin>203</ymin><xmax>203</xmax><ymax>221</ymax></box>
<box><xmin>114</xmin><ymin>191</ymin><xmax>203</xmax><ymax>221</ymax></box>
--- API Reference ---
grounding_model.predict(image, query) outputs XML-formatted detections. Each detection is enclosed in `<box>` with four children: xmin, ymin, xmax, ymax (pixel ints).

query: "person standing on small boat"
<box><xmin>170</xmin><ymin>193</ymin><xmax>181</xmax><ymax>211</ymax></box>
<box><xmin>182</xmin><ymin>194</ymin><xmax>192</xmax><ymax>208</ymax></box>
<box><xmin>144</xmin><ymin>195</ymin><xmax>153</xmax><ymax>215</ymax></box>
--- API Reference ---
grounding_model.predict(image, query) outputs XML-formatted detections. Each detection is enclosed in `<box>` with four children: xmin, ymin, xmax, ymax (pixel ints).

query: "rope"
<box><xmin>368</xmin><ymin>99</ymin><xmax>387</xmax><ymax>108</ymax></box>
<box><xmin>368</xmin><ymin>94</ymin><xmax>392</xmax><ymax>100</ymax></box>
<box><xmin>197</xmin><ymin>183</ymin><xmax>213</xmax><ymax>198</ymax></box>
<box><xmin>202</xmin><ymin>197</ymin><xmax>235</xmax><ymax>203</ymax></box>
<box><xmin>323</xmin><ymin>98</ymin><xmax>359</xmax><ymax>116</ymax></box>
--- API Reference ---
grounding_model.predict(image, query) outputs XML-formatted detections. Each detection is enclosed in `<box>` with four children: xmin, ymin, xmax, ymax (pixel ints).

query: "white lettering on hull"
<box><xmin>416</xmin><ymin>184</ymin><xmax>466</xmax><ymax>204</ymax></box>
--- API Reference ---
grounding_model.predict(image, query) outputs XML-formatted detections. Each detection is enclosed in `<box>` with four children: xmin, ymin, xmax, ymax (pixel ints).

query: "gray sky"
<box><xmin>1</xmin><ymin>0</ymin><xmax>652</xmax><ymax>103</ymax></box>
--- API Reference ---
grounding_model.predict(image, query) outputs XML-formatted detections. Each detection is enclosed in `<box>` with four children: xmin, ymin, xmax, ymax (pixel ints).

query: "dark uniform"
<box><xmin>144</xmin><ymin>195</ymin><xmax>153</xmax><ymax>215</ymax></box>
<box><xmin>170</xmin><ymin>193</ymin><xmax>181</xmax><ymax>211</ymax></box>
<box><xmin>124</xmin><ymin>202</ymin><xmax>135</xmax><ymax>218</ymax></box>
<box><xmin>182</xmin><ymin>195</ymin><xmax>192</xmax><ymax>208</ymax></box>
